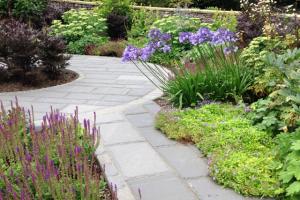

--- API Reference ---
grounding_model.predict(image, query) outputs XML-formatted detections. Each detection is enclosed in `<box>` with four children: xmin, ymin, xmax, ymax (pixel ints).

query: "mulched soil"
<box><xmin>0</xmin><ymin>69</ymin><xmax>78</xmax><ymax>92</ymax></box>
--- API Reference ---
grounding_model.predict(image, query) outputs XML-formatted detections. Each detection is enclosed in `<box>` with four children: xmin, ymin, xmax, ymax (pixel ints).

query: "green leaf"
<box><xmin>291</xmin><ymin>140</ymin><xmax>300</xmax><ymax>151</ymax></box>
<box><xmin>286</xmin><ymin>181</ymin><xmax>300</xmax><ymax>196</ymax></box>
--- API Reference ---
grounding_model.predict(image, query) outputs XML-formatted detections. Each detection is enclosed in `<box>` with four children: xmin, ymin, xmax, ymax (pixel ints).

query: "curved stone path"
<box><xmin>0</xmin><ymin>55</ymin><xmax>269</xmax><ymax>200</ymax></box>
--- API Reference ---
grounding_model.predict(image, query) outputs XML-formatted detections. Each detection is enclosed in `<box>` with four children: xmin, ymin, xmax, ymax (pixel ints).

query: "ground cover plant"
<box><xmin>0</xmin><ymin>102</ymin><xmax>114</xmax><ymax>199</ymax></box>
<box><xmin>155</xmin><ymin>103</ymin><xmax>282</xmax><ymax>197</ymax></box>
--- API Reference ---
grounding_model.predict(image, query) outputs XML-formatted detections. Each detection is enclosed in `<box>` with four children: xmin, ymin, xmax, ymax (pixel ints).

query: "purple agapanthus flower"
<box><xmin>122</xmin><ymin>29</ymin><xmax>172</xmax><ymax>62</ymax></box>
<box><xmin>148</xmin><ymin>29</ymin><xmax>162</xmax><ymax>40</ymax></box>
<box><xmin>122</xmin><ymin>45</ymin><xmax>141</xmax><ymax>62</ymax></box>
<box><xmin>189</xmin><ymin>27</ymin><xmax>214</xmax><ymax>45</ymax></box>
<box><xmin>179</xmin><ymin>32</ymin><xmax>192</xmax><ymax>43</ymax></box>
<box><xmin>211</xmin><ymin>28</ymin><xmax>237</xmax><ymax>45</ymax></box>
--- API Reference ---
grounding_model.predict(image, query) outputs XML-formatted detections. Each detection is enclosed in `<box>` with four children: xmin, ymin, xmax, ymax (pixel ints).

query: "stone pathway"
<box><xmin>0</xmin><ymin>55</ymin><xmax>269</xmax><ymax>200</ymax></box>
<box><xmin>0</xmin><ymin>55</ymin><xmax>157</xmax><ymax>120</ymax></box>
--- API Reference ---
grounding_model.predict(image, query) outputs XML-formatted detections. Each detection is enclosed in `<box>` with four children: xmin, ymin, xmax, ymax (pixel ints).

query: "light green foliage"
<box><xmin>51</xmin><ymin>8</ymin><xmax>108</xmax><ymax>54</ymax></box>
<box><xmin>240</xmin><ymin>36</ymin><xmax>287</xmax><ymax>95</ymax></box>
<box><xmin>67</xmin><ymin>35</ymin><xmax>108</xmax><ymax>54</ymax></box>
<box><xmin>250</xmin><ymin>48</ymin><xmax>300</xmax><ymax>133</ymax></box>
<box><xmin>248</xmin><ymin>48</ymin><xmax>300</xmax><ymax>134</ymax></box>
<box><xmin>156</xmin><ymin>103</ymin><xmax>281</xmax><ymax>197</ymax></box>
<box><xmin>211</xmin><ymin>11</ymin><xmax>237</xmax><ymax>32</ymax></box>
<box><xmin>164</xmin><ymin>45</ymin><xmax>253</xmax><ymax>108</ymax></box>
<box><xmin>128</xmin><ymin>9</ymin><xmax>159</xmax><ymax>40</ymax></box>
<box><xmin>277</xmin><ymin>129</ymin><xmax>300</xmax><ymax>199</ymax></box>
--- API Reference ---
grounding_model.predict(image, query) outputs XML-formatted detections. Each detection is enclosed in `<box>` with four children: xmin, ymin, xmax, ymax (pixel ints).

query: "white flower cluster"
<box><xmin>240</xmin><ymin>0</ymin><xmax>276</xmax><ymax>18</ymax></box>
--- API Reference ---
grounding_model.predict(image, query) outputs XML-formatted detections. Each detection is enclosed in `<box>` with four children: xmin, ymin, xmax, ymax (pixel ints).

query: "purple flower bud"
<box><xmin>148</xmin><ymin>29</ymin><xmax>162</xmax><ymax>39</ymax></box>
<box><xmin>74</xmin><ymin>146</ymin><xmax>82</xmax><ymax>155</ymax></box>
<box><xmin>179</xmin><ymin>32</ymin><xmax>192</xmax><ymax>43</ymax></box>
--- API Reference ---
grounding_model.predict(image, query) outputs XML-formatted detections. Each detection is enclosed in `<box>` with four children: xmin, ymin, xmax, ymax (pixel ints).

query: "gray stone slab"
<box><xmin>64</xmin><ymin>93</ymin><xmax>104</xmax><ymax>100</ymax></box>
<box><xmin>126</xmin><ymin>113</ymin><xmax>154</xmax><ymax>128</ymax></box>
<box><xmin>157</xmin><ymin>144</ymin><xmax>208</xmax><ymax>178</ymax></box>
<box><xmin>109</xmin><ymin>142</ymin><xmax>170</xmax><ymax>178</ymax></box>
<box><xmin>188</xmin><ymin>177</ymin><xmax>258</xmax><ymax>200</ymax></box>
<box><xmin>93</xmin><ymin>87</ymin><xmax>129</xmax><ymax>95</ymax></box>
<box><xmin>128</xmin><ymin>173</ymin><xmax>198</xmax><ymax>200</ymax></box>
<box><xmin>127</xmin><ymin>88</ymin><xmax>153</xmax><ymax>96</ymax></box>
<box><xmin>102</xmin><ymin>95</ymin><xmax>137</xmax><ymax>103</ymax></box>
<box><xmin>100</xmin><ymin>122</ymin><xmax>145</xmax><ymax>145</ymax></box>
<box><xmin>138</xmin><ymin>127</ymin><xmax>176</xmax><ymax>147</ymax></box>
<box><xmin>124</xmin><ymin>105</ymin><xmax>147</xmax><ymax>115</ymax></box>
<box><xmin>143</xmin><ymin>102</ymin><xmax>161</xmax><ymax>115</ymax></box>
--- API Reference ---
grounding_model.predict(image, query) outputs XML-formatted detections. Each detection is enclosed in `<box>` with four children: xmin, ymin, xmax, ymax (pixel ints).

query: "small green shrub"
<box><xmin>51</xmin><ymin>8</ymin><xmax>108</xmax><ymax>54</ymax></box>
<box><xmin>67</xmin><ymin>35</ymin><xmax>108</xmax><ymax>55</ymax></box>
<box><xmin>240</xmin><ymin>36</ymin><xmax>287</xmax><ymax>95</ymax></box>
<box><xmin>156</xmin><ymin>103</ymin><xmax>282</xmax><ymax>197</ymax></box>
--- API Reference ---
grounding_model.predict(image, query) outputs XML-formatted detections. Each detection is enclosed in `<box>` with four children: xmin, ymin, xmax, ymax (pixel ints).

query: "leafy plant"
<box><xmin>67</xmin><ymin>35</ymin><xmax>108</xmax><ymax>55</ymax></box>
<box><xmin>0</xmin><ymin>0</ymin><xmax>48</xmax><ymax>23</ymax></box>
<box><xmin>248</xmin><ymin>48</ymin><xmax>300</xmax><ymax>134</ymax></box>
<box><xmin>156</xmin><ymin>103</ymin><xmax>281</xmax><ymax>197</ymax></box>
<box><xmin>240</xmin><ymin>36</ymin><xmax>288</xmax><ymax>95</ymax></box>
<box><xmin>51</xmin><ymin>8</ymin><xmax>108</xmax><ymax>54</ymax></box>
<box><xmin>128</xmin><ymin>8</ymin><xmax>159</xmax><ymax>40</ymax></box>
<box><xmin>0</xmin><ymin>102</ymin><xmax>111</xmax><ymax>199</ymax></box>
<box><xmin>277</xmin><ymin>129</ymin><xmax>300</xmax><ymax>199</ymax></box>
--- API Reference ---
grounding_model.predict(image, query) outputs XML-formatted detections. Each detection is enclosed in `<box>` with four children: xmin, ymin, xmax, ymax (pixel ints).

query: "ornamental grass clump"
<box><xmin>0</xmin><ymin>102</ymin><xmax>112</xmax><ymax>199</ymax></box>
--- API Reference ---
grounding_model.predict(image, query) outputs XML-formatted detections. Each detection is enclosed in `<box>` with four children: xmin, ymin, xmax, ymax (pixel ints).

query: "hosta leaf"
<box><xmin>286</xmin><ymin>181</ymin><xmax>300</xmax><ymax>196</ymax></box>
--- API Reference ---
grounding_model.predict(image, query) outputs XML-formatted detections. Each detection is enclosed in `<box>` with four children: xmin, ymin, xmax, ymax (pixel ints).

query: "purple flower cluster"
<box><xmin>179</xmin><ymin>28</ymin><xmax>238</xmax><ymax>54</ymax></box>
<box><xmin>122</xmin><ymin>29</ymin><xmax>172</xmax><ymax>62</ymax></box>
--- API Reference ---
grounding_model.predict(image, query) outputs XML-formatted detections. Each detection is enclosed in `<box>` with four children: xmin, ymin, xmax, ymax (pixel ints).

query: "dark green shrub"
<box><xmin>98</xmin><ymin>0</ymin><xmax>133</xmax><ymax>40</ymax></box>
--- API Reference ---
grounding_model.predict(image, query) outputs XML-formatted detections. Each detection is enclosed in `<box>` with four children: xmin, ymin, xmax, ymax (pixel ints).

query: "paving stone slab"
<box><xmin>157</xmin><ymin>144</ymin><xmax>209</xmax><ymax>178</ymax></box>
<box><xmin>128</xmin><ymin>172</ymin><xmax>198</xmax><ymax>200</ymax></box>
<box><xmin>138</xmin><ymin>127</ymin><xmax>176</xmax><ymax>147</ymax></box>
<box><xmin>187</xmin><ymin>177</ymin><xmax>262</xmax><ymax>200</ymax></box>
<box><xmin>100</xmin><ymin>122</ymin><xmax>145</xmax><ymax>145</ymax></box>
<box><xmin>109</xmin><ymin>142</ymin><xmax>170</xmax><ymax>178</ymax></box>
<box><xmin>126</xmin><ymin>113</ymin><xmax>155</xmax><ymax>128</ymax></box>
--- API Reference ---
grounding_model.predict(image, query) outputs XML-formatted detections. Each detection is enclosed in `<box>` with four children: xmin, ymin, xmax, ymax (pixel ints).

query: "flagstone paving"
<box><xmin>0</xmin><ymin>55</ymin><xmax>271</xmax><ymax>200</ymax></box>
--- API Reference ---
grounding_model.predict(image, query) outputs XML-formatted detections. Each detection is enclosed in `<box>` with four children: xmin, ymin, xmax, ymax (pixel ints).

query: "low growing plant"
<box><xmin>156</xmin><ymin>103</ymin><xmax>282</xmax><ymax>197</ymax></box>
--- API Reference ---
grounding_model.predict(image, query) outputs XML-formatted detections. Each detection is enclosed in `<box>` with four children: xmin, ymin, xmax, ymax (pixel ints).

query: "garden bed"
<box><xmin>0</xmin><ymin>69</ymin><xmax>78</xmax><ymax>92</ymax></box>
